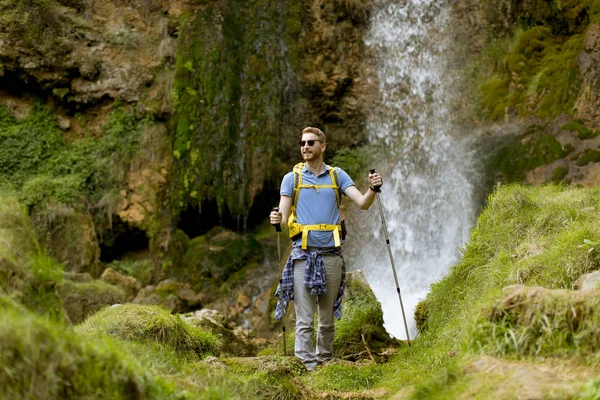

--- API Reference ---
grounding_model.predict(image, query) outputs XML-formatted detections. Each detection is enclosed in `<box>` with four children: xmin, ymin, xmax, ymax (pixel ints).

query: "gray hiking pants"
<box><xmin>293</xmin><ymin>253</ymin><xmax>344</xmax><ymax>368</ymax></box>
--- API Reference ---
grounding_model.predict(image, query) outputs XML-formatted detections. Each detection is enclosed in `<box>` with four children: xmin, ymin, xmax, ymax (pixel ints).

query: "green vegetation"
<box><xmin>496</xmin><ymin>130</ymin><xmax>572</xmax><ymax>181</ymax></box>
<box><xmin>0</xmin><ymin>0</ymin><xmax>67</xmax><ymax>55</ymax></box>
<box><xmin>474</xmin><ymin>0</ymin><xmax>600</xmax><ymax>120</ymax></box>
<box><xmin>77</xmin><ymin>304</ymin><xmax>220</xmax><ymax>357</ymax></box>
<box><xmin>0</xmin><ymin>296</ymin><xmax>171</xmax><ymax>399</ymax></box>
<box><xmin>576</xmin><ymin>148</ymin><xmax>600</xmax><ymax>165</ymax></box>
<box><xmin>334</xmin><ymin>276</ymin><xmax>396</xmax><ymax>357</ymax></box>
<box><xmin>0</xmin><ymin>192</ymin><xmax>64</xmax><ymax>319</ymax></box>
<box><xmin>108</xmin><ymin>258</ymin><xmax>153</xmax><ymax>286</ymax></box>
<box><xmin>58</xmin><ymin>279</ymin><xmax>125</xmax><ymax>324</ymax></box>
<box><xmin>472</xmin><ymin>286</ymin><xmax>600</xmax><ymax>361</ymax></box>
<box><xmin>176</xmin><ymin>229</ymin><xmax>263</xmax><ymax>294</ymax></box>
<box><xmin>375</xmin><ymin>184</ymin><xmax>600</xmax><ymax>397</ymax></box>
<box><xmin>0</xmin><ymin>101</ymin><xmax>157</xmax><ymax>268</ymax></box>
<box><xmin>563</xmin><ymin>121</ymin><xmax>599</xmax><ymax>140</ymax></box>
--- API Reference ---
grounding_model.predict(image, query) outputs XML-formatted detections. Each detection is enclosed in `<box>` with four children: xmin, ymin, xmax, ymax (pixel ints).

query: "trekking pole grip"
<box><xmin>272</xmin><ymin>207</ymin><xmax>282</xmax><ymax>232</ymax></box>
<box><xmin>369</xmin><ymin>169</ymin><xmax>382</xmax><ymax>193</ymax></box>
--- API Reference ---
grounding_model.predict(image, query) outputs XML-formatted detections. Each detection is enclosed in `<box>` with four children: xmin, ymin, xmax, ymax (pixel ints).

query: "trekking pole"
<box><xmin>369</xmin><ymin>169</ymin><xmax>411</xmax><ymax>346</ymax></box>
<box><xmin>271</xmin><ymin>207</ymin><xmax>287</xmax><ymax>355</ymax></box>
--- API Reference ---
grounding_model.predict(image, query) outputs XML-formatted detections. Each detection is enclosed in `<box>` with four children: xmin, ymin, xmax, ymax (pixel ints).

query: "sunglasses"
<box><xmin>298</xmin><ymin>140</ymin><xmax>324</xmax><ymax>147</ymax></box>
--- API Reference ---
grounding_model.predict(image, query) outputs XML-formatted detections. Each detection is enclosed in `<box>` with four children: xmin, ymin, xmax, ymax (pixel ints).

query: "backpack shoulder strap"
<box><xmin>292</xmin><ymin>162</ymin><xmax>304</xmax><ymax>207</ymax></box>
<box><xmin>328</xmin><ymin>165</ymin><xmax>342</xmax><ymax>207</ymax></box>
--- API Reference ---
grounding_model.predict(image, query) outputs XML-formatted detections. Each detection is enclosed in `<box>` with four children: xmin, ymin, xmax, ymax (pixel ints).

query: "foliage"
<box><xmin>0</xmin><ymin>0</ymin><xmax>67</xmax><ymax>54</ymax></box>
<box><xmin>177</xmin><ymin>230</ymin><xmax>263</xmax><ymax>293</ymax></box>
<box><xmin>478</xmin><ymin>26</ymin><xmax>583</xmax><ymax>119</ymax></box>
<box><xmin>76</xmin><ymin>304</ymin><xmax>221</xmax><ymax>357</ymax></box>
<box><xmin>0</xmin><ymin>101</ymin><xmax>156</xmax><ymax>267</ymax></box>
<box><xmin>331</xmin><ymin>146</ymin><xmax>375</xmax><ymax>187</ymax></box>
<box><xmin>471</xmin><ymin>286</ymin><xmax>600</xmax><ymax>361</ymax></box>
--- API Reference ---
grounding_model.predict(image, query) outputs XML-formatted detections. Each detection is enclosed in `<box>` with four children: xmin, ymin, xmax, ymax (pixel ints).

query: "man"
<box><xmin>270</xmin><ymin>126</ymin><xmax>383</xmax><ymax>371</ymax></box>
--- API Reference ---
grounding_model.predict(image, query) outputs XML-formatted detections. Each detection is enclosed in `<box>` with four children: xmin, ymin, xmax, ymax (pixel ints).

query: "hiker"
<box><xmin>270</xmin><ymin>126</ymin><xmax>383</xmax><ymax>371</ymax></box>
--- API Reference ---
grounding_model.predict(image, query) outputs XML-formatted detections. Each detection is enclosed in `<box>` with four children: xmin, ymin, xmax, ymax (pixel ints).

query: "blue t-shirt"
<box><xmin>281</xmin><ymin>164</ymin><xmax>354</xmax><ymax>247</ymax></box>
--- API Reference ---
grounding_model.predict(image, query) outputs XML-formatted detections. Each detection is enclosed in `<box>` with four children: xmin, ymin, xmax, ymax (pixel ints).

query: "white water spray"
<box><xmin>355</xmin><ymin>0</ymin><xmax>482</xmax><ymax>339</ymax></box>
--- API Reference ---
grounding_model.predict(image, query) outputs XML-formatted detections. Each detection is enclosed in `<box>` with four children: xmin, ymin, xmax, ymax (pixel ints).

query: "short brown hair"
<box><xmin>302</xmin><ymin>127</ymin><xmax>326</xmax><ymax>143</ymax></box>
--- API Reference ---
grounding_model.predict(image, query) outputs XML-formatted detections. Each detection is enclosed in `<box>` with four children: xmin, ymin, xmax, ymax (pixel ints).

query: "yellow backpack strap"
<box><xmin>328</xmin><ymin>166</ymin><xmax>342</xmax><ymax>207</ymax></box>
<box><xmin>292</xmin><ymin>162</ymin><xmax>304</xmax><ymax>207</ymax></box>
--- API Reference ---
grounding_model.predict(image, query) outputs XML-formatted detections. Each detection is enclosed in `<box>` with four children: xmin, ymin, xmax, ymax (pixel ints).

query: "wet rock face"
<box><xmin>575</xmin><ymin>23</ymin><xmax>600</xmax><ymax>123</ymax></box>
<box><xmin>0</xmin><ymin>0</ymin><xmax>180</xmax><ymax>114</ymax></box>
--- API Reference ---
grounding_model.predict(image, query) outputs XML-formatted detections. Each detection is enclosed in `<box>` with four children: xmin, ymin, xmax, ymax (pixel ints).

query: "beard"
<box><xmin>302</xmin><ymin>148</ymin><xmax>321</xmax><ymax>161</ymax></box>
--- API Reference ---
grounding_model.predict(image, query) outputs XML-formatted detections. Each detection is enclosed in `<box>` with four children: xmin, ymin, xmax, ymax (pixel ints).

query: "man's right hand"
<box><xmin>270</xmin><ymin>210</ymin><xmax>282</xmax><ymax>225</ymax></box>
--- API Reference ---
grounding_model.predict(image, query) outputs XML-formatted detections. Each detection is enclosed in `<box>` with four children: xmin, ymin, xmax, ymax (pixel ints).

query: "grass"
<box><xmin>371</xmin><ymin>184</ymin><xmax>600</xmax><ymax>397</ymax></box>
<box><xmin>76</xmin><ymin>304</ymin><xmax>221</xmax><ymax>357</ymax></box>
<box><xmin>4</xmin><ymin>183</ymin><xmax>600</xmax><ymax>397</ymax></box>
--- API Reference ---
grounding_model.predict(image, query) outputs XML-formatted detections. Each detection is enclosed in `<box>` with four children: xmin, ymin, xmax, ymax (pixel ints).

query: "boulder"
<box><xmin>100</xmin><ymin>267</ymin><xmax>142</xmax><ymax>301</ymax></box>
<box><xmin>573</xmin><ymin>271</ymin><xmax>600</xmax><ymax>291</ymax></box>
<box><xmin>132</xmin><ymin>279</ymin><xmax>202</xmax><ymax>313</ymax></box>
<box><xmin>183</xmin><ymin>309</ymin><xmax>257</xmax><ymax>357</ymax></box>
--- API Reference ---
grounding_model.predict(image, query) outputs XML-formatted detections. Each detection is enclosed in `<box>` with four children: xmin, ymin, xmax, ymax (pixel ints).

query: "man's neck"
<box><xmin>305</xmin><ymin>159</ymin><xmax>324</xmax><ymax>175</ymax></box>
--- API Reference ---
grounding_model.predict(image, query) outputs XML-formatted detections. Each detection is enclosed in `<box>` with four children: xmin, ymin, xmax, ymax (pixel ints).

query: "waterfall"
<box><xmin>352</xmin><ymin>0</ymin><xmax>482</xmax><ymax>339</ymax></box>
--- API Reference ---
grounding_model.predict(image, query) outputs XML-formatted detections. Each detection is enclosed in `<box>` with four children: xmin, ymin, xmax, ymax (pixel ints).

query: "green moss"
<box><xmin>0</xmin><ymin>193</ymin><xmax>65</xmax><ymax>320</ymax></box>
<box><xmin>496</xmin><ymin>133</ymin><xmax>571</xmax><ymax>181</ymax></box>
<box><xmin>551</xmin><ymin>165</ymin><xmax>569</xmax><ymax>182</ymax></box>
<box><xmin>178</xmin><ymin>232</ymin><xmax>263</xmax><ymax>293</ymax></box>
<box><xmin>76</xmin><ymin>304</ymin><xmax>220</xmax><ymax>357</ymax></box>
<box><xmin>58</xmin><ymin>280</ymin><xmax>126</xmax><ymax>324</ymax></box>
<box><xmin>108</xmin><ymin>259</ymin><xmax>153</xmax><ymax>286</ymax></box>
<box><xmin>576</xmin><ymin>149</ymin><xmax>600</xmax><ymax>166</ymax></box>
<box><xmin>0</xmin><ymin>296</ymin><xmax>174</xmax><ymax>399</ymax></box>
<box><xmin>476</xmin><ymin>7</ymin><xmax>587</xmax><ymax>120</ymax></box>
<box><xmin>0</xmin><ymin>0</ymin><xmax>67</xmax><ymax>55</ymax></box>
<box><xmin>562</xmin><ymin>121</ymin><xmax>599</xmax><ymax>140</ymax></box>
<box><xmin>334</xmin><ymin>274</ymin><xmax>396</xmax><ymax>358</ymax></box>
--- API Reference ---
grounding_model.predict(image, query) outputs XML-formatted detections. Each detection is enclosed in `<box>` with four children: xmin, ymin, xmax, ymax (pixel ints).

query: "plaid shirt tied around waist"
<box><xmin>274</xmin><ymin>246</ymin><xmax>346</xmax><ymax>321</ymax></box>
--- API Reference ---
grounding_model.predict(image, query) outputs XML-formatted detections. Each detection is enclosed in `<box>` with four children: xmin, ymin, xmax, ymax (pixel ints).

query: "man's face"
<box><xmin>300</xmin><ymin>133</ymin><xmax>325</xmax><ymax>162</ymax></box>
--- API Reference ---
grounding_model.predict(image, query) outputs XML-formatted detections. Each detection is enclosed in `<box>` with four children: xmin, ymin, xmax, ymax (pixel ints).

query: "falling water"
<box><xmin>354</xmin><ymin>0</ymin><xmax>482</xmax><ymax>339</ymax></box>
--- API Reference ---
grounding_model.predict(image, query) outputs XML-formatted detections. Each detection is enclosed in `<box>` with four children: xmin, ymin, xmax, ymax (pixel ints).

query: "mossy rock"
<box><xmin>576</xmin><ymin>149</ymin><xmax>600</xmax><ymax>166</ymax></box>
<box><xmin>496</xmin><ymin>132</ymin><xmax>571</xmax><ymax>181</ymax></box>
<box><xmin>0</xmin><ymin>193</ymin><xmax>65</xmax><ymax>320</ymax></box>
<box><xmin>58</xmin><ymin>279</ymin><xmax>126</xmax><ymax>324</ymax></box>
<box><xmin>76</xmin><ymin>304</ymin><xmax>220</xmax><ymax>357</ymax></box>
<box><xmin>562</xmin><ymin>122</ymin><xmax>599</xmax><ymax>140</ymax></box>
<box><xmin>334</xmin><ymin>270</ymin><xmax>399</xmax><ymax>359</ymax></box>
<box><xmin>0</xmin><ymin>296</ymin><xmax>159</xmax><ymax>399</ymax></box>
<box><xmin>184</xmin><ymin>309</ymin><xmax>256</xmax><ymax>356</ymax></box>
<box><xmin>132</xmin><ymin>279</ymin><xmax>201</xmax><ymax>313</ymax></box>
<box><xmin>178</xmin><ymin>231</ymin><xmax>263</xmax><ymax>294</ymax></box>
